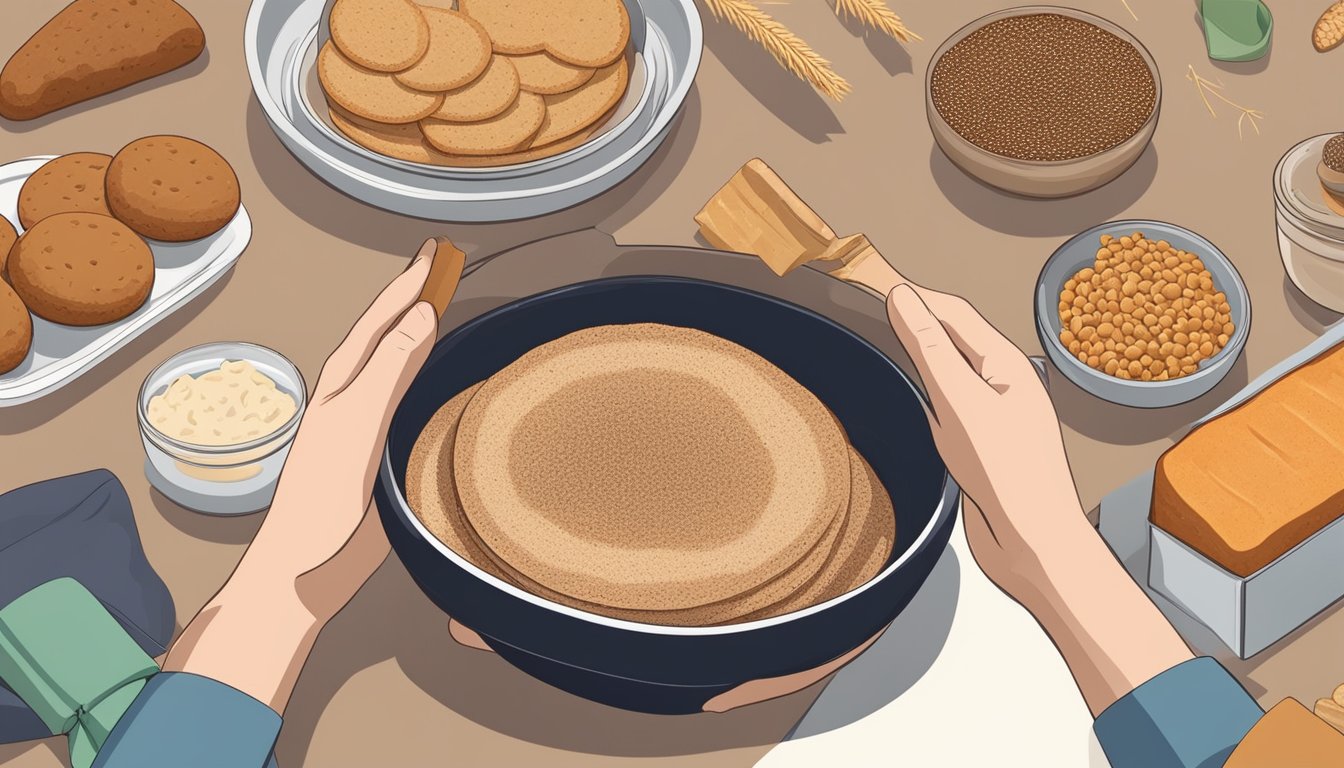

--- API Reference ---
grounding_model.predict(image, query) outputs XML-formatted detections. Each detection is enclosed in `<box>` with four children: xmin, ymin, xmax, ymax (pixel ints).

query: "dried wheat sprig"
<box><xmin>700</xmin><ymin>0</ymin><xmax>852</xmax><ymax>100</ymax></box>
<box><xmin>1186</xmin><ymin>65</ymin><xmax>1265</xmax><ymax>139</ymax></box>
<box><xmin>1119</xmin><ymin>0</ymin><xmax>1137</xmax><ymax>21</ymax></box>
<box><xmin>833</xmin><ymin>0</ymin><xmax>921</xmax><ymax>42</ymax></box>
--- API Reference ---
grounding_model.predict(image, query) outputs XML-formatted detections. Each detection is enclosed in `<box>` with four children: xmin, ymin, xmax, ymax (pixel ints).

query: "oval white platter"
<box><xmin>0</xmin><ymin>155</ymin><xmax>251</xmax><ymax>408</ymax></box>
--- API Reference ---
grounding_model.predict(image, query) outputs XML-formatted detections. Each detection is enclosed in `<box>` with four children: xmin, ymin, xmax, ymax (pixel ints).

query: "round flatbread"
<box><xmin>408</xmin><ymin>383</ymin><xmax>520</xmax><ymax>583</ymax></box>
<box><xmin>17</xmin><ymin>153</ymin><xmax>113</xmax><ymax>230</ymax></box>
<box><xmin>394</xmin><ymin>8</ymin><xmax>491</xmax><ymax>92</ymax></box>
<box><xmin>741</xmin><ymin>448</ymin><xmax>896</xmax><ymax>621</ymax></box>
<box><xmin>529</xmin><ymin>57</ymin><xmax>626</xmax><ymax>148</ymax></box>
<box><xmin>330</xmin><ymin>0</ymin><xmax>430</xmax><ymax>72</ymax></box>
<box><xmin>507</xmin><ymin>51</ymin><xmax>594</xmax><ymax>95</ymax></box>
<box><xmin>0</xmin><ymin>280</ymin><xmax>31</xmax><ymax>375</ymax></box>
<box><xmin>420</xmin><ymin>91</ymin><xmax>545</xmax><ymax>156</ymax></box>
<box><xmin>429</xmin><ymin>55</ymin><xmax>519</xmax><ymax>122</ymax></box>
<box><xmin>407</xmin><ymin>375</ymin><xmax>849</xmax><ymax>626</ymax></box>
<box><xmin>8</xmin><ymin>213</ymin><xmax>153</xmax><ymax>326</ymax></box>
<box><xmin>459</xmin><ymin>0</ymin><xmax>630</xmax><ymax>68</ymax></box>
<box><xmin>453</xmin><ymin>323</ymin><xmax>851</xmax><ymax>611</ymax></box>
<box><xmin>319</xmin><ymin>42</ymin><xmax>443</xmax><ymax>124</ymax></box>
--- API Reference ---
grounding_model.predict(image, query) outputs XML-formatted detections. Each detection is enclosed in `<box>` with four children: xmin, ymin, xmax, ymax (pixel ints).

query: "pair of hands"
<box><xmin>169</xmin><ymin>241</ymin><xmax>1182</xmax><ymax>717</ymax></box>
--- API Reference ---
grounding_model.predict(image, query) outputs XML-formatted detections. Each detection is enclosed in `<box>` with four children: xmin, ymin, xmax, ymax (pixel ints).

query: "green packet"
<box><xmin>0</xmin><ymin>578</ymin><xmax>159</xmax><ymax>768</ymax></box>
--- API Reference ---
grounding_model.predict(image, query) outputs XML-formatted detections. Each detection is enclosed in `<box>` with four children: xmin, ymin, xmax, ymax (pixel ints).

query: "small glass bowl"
<box><xmin>138</xmin><ymin>342</ymin><xmax>307</xmax><ymax>515</ymax></box>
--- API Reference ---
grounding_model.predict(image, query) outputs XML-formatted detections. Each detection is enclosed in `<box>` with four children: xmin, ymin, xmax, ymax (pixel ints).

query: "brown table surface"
<box><xmin>4</xmin><ymin>0</ymin><xmax>1344</xmax><ymax>765</ymax></box>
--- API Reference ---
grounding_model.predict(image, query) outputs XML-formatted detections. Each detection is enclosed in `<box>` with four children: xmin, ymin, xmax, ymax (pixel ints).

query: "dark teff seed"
<box><xmin>931</xmin><ymin>14</ymin><xmax>1156</xmax><ymax>162</ymax></box>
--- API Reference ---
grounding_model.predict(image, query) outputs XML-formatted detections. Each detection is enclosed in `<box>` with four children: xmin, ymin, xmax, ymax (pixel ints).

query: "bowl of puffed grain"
<box><xmin>1035</xmin><ymin>220</ymin><xmax>1251</xmax><ymax>409</ymax></box>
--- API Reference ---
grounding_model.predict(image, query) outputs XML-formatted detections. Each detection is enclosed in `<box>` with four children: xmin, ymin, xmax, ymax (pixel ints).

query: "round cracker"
<box><xmin>453</xmin><ymin>323</ymin><xmax>851</xmax><ymax>611</ymax></box>
<box><xmin>395</xmin><ymin>8</ymin><xmax>492</xmax><ymax>92</ymax></box>
<box><xmin>330</xmin><ymin>0</ymin><xmax>430</xmax><ymax>72</ymax></box>
<box><xmin>319</xmin><ymin>42</ymin><xmax>443</xmax><ymax>124</ymax></box>
<box><xmin>507</xmin><ymin>51</ymin><xmax>594</xmax><ymax>95</ymax></box>
<box><xmin>329</xmin><ymin>104</ymin><xmax>453</xmax><ymax>164</ymax></box>
<box><xmin>459</xmin><ymin>0</ymin><xmax>629</xmax><ymax>68</ymax></box>
<box><xmin>429</xmin><ymin>55</ymin><xmax>520</xmax><ymax>122</ymax></box>
<box><xmin>529</xmin><ymin>57</ymin><xmax>626</xmax><ymax>147</ymax></box>
<box><xmin>421</xmin><ymin>91</ymin><xmax>544</xmax><ymax>156</ymax></box>
<box><xmin>332</xmin><ymin>103</ymin><xmax>594</xmax><ymax>167</ymax></box>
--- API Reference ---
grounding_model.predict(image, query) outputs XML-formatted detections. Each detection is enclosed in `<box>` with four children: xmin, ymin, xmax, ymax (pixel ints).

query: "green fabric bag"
<box><xmin>0</xmin><ymin>579</ymin><xmax>159</xmax><ymax>768</ymax></box>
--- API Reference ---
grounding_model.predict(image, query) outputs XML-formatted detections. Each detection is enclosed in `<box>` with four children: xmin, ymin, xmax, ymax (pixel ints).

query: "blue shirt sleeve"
<box><xmin>90</xmin><ymin>672</ymin><xmax>281</xmax><ymax>768</ymax></box>
<box><xmin>1094</xmin><ymin>657</ymin><xmax>1263</xmax><ymax>768</ymax></box>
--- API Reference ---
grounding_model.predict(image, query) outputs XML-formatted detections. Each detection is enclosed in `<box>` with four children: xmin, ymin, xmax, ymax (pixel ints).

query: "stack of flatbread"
<box><xmin>318</xmin><ymin>0</ymin><xmax>629</xmax><ymax>167</ymax></box>
<box><xmin>406</xmin><ymin>324</ymin><xmax>895</xmax><ymax>627</ymax></box>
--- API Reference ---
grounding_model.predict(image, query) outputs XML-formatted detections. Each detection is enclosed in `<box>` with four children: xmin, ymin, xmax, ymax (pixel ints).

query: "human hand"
<box><xmin>165</xmin><ymin>240</ymin><xmax>441</xmax><ymax>712</ymax></box>
<box><xmin>243</xmin><ymin>239</ymin><xmax>440</xmax><ymax>622</ymax></box>
<box><xmin>883</xmin><ymin>281</ymin><xmax>1090</xmax><ymax>605</ymax></box>
<box><xmin>884</xmin><ymin>279</ymin><xmax>1191</xmax><ymax>715</ymax></box>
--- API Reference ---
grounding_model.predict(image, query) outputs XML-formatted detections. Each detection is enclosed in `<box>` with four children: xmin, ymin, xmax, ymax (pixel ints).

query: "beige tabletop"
<box><xmin>3</xmin><ymin>0</ymin><xmax>1344</xmax><ymax>766</ymax></box>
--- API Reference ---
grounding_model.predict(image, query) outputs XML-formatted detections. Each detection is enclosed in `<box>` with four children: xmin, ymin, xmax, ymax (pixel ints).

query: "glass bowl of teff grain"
<box><xmin>926</xmin><ymin>6</ymin><xmax>1160</xmax><ymax>199</ymax></box>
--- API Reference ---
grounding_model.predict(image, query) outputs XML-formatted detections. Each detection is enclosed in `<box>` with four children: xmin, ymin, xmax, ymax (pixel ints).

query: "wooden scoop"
<box><xmin>695</xmin><ymin>158</ymin><xmax>904</xmax><ymax>299</ymax></box>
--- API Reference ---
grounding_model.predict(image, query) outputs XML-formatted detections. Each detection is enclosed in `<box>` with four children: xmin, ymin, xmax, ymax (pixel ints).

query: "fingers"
<box><xmin>315</xmin><ymin>239</ymin><xmax>437</xmax><ymax>401</ymax></box>
<box><xmin>886</xmin><ymin>284</ymin><xmax>986</xmax><ymax>414</ymax></box>
<box><xmin>702</xmin><ymin>628</ymin><xmax>885</xmax><ymax>713</ymax></box>
<box><xmin>348</xmin><ymin>301</ymin><xmax>437</xmax><ymax>401</ymax></box>
<box><xmin>448</xmin><ymin>619</ymin><xmax>494</xmax><ymax>652</ymax></box>
<box><xmin>891</xmin><ymin>282</ymin><xmax>1036</xmax><ymax>389</ymax></box>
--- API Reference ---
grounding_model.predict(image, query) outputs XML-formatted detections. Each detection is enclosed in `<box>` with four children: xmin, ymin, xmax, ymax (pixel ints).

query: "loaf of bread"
<box><xmin>0</xmin><ymin>0</ymin><xmax>205</xmax><ymax>121</ymax></box>
<box><xmin>1151</xmin><ymin>341</ymin><xmax>1344</xmax><ymax>576</ymax></box>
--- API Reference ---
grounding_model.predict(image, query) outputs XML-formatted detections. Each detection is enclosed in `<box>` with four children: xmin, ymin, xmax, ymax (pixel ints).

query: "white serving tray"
<box><xmin>0</xmin><ymin>156</ymin><xmax>251</xmax><ymax>407</ymax></box>
<box><xmin>1099</xmin><ymin>319</ymin><xmax>1344</xmax><ymax>658</ymax></box>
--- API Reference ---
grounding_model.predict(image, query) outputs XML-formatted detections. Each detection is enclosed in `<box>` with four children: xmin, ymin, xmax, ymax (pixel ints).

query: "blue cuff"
<box><xmin>1094</xmin><ymin>657</ymin><xmax>1263</xmax><ymax>768</ymax></box>
<box><xmin>91</xmin><ymin>672</ymin><xmax>281</xmax><ymax>768</ymax></box>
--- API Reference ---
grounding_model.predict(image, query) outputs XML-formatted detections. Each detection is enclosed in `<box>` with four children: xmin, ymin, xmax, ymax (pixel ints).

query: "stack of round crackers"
<box><xmin>405</xmin><ymin>324</ymin><xmax>896</xmax><ymax>627</ymax></box>
<box><xmin>319</xmin><ymin>0</ymin><xmax>631</xmax><ymax>167</ymax></box>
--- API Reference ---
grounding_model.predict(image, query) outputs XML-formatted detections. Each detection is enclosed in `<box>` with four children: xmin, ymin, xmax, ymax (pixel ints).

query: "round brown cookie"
<box><xmin>0</xmin><ymin>280</ymin><xmax>32</xmax><ymax>375</ymax></box>
<box><xmin>105</xmin><ymin>136</ymin><xmax>241</xmax><ymax>242</ymax></box>
<box><xmin>330</xmin><ymin>0</ymin><xmax>430</xmax><ymax>73</ymax></box>
<box><xmin>431</xmin><ymin>124</ymin><xmax>599</xmax><ymax>167</ymax></box>
<box><xmin>17</xmin><ymin>153</ymin><xmax>113</xmax><ymax>229</ymax></box>
<box><xmin>8</xmin><ymin>213</ymin><xmax>154</xmax><ymax>326</ymax></box>
<box><xmin>529</xmin><ymin>57</ymin><xmax>627</xmax><ymax>147</ymax></box>
<box><xmin>429</xmin><ymin>55</ymin><xmax>519</xmax><ymax>122</ymax></box>
<box><xmin>507</xmin><ymin>51</ymin><xmax>594</xmax><ymax>95</ymax></box>
<box><xmin>394</xmin><ymin>8</ymin><xmax>491</xmax><ymax>92</ymax></box>
<box><xmin>319</xmin><ymin>42</ymin><xmax>443</xmax><ymax>124</ymax></box>
<box><xmin>329</xmin><ymin>104</ymin><xmax>455</xmax><ymax>164</ymax></box>
<box><xmin>0</xmin><ymin>215</ymin><xmax>16</xmax><ymax>279</ymax></box>
<box><xmin>421</xmin><ymin>91</ymin><xmax>545</xmax><ymax>156</ymax></box>
<box><xmin>459</xmin><ymin>0</ymin><xmax>629</xmax><ymax>67</ymax></box>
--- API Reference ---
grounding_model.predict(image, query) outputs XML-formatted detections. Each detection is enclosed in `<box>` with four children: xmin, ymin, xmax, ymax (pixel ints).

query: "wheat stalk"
<box><xmin>700</xmin><ymin>0</ymin><xmax>852</xmax><ymax>100</ymax></box>
<box><xmin>1186</xmin><ymin>65</ymin><xmax>1265</xmax><ymax>139</ymax></box>
<box><xmin>833</xmin><ymin>0</ymin><xmax>921</xmax><ymax>42</ymax></box>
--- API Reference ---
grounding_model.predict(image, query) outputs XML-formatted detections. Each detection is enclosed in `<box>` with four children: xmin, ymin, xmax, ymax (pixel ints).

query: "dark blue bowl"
<box><xmin>376</xmin><ymin>276</ymin><xmax>958</xmax><ymax>714</ymax></box>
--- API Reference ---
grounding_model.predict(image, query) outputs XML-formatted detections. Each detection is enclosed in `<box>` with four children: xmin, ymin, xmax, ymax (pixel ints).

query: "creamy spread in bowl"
<box><xmin>147</xmin><ymin>360</ymin><xmax>297</xmax><ymax>446</ymax></box>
